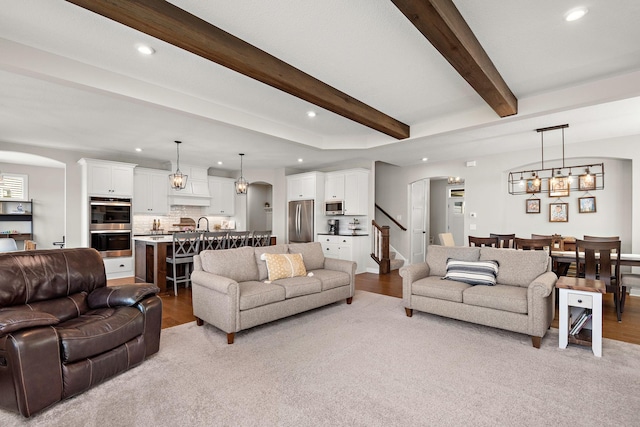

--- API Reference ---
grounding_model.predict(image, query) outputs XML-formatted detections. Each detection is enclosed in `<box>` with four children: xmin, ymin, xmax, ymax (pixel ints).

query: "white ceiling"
<box><xmin>1</xmin><ymin>0</ymin><xmax>640</xmax><ymax>172</ymax></box>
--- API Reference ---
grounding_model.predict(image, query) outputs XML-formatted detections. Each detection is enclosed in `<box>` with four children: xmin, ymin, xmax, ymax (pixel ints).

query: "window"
<box><xmin>0</xmin><ymin>173</ymin><xmax>28</xmax><ymax>200</ymax></box>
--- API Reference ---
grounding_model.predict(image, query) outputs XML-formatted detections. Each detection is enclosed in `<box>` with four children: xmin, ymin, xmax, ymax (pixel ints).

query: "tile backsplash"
<box><xmin>133</xmin><ymin>205</ymin><xmax>239</xmax><ymax>235</ymax></box>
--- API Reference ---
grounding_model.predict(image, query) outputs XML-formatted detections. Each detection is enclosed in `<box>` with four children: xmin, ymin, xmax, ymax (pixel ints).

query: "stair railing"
<box><xmin>374</xmin><ymin>204</ymin><xmax>407</xmax><ymax>231</ymax></box>
<box><xmin>371</xmin><ymin>220</ymin><xmax>390</xmax><ymax>274</ymax></box>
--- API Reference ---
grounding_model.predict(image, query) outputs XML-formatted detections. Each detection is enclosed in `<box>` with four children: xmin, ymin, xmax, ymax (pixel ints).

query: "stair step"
<box><xmin>389</xmin><ymin>251</ymin><xmax>396</xmax><ymax>260</ymax></box>
<box><xmin>390</xmin><ymin>258</ymin><xmax>404</xmax><ymax>271</ymax></box>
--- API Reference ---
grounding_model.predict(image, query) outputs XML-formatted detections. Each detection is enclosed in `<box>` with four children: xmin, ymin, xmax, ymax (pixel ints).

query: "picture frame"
<box><xmin>525</xmin><ymin>178</ymin><xmax>541</xmax><ymax>193</ymax></box>
<box><xmin>549</xmin><ymin>176</ymin><xmax>570</xmax><ymax>197</ymax></box>
<box><xmin>526</xmin><ymin>198</ymin><xmax>541</xmax><ymax>214</ymax></box>
<box><xmin>578</xmin><ymin>196</ymin><xmax>596</xmax><ymax>213</ymax></box>
<box><xmin>579</xmin><ymin>174</ymin><xmax>596</xmax><ymax>191</ymax></box>
<box><xmin>549</xmin><ymin>202</ymin><xmax>569</xmax><ymax>222</ymax></box>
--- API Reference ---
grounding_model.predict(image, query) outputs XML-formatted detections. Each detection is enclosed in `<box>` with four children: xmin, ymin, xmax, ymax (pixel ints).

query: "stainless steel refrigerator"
<box><xmin>288</xmin><ymin>200</ymin><xmax>314</xmax><ymax>243</ymax></box>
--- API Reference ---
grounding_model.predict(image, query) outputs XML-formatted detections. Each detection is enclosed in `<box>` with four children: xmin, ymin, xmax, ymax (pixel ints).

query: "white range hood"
<box><xmin>167</xmin><ymin>162</ymin><xmax>210</xmax><ymax>206</ymax></box>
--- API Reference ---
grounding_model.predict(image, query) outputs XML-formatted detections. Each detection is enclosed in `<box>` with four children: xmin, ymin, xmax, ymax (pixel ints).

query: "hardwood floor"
<box><xmin>110</xmin><ymin>271</ymin><xmax>640</xmax><ymax>345</ymax></box>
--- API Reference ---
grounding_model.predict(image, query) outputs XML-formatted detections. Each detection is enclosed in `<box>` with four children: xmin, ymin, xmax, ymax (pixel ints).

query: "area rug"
<box><xmin>3</xmin><ymin>290</ymin><xmax>639</xmax><ymax>426</ymax></box>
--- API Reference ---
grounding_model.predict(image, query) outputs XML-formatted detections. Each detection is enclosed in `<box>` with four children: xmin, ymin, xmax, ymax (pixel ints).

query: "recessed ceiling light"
<box><xmin>217</xmin><ymin>161</ymin><xmax>223</xmax><ymax>165</ymax></box>
<box><xmin>136</xmin><ymin>45</ymin><xmax>155</xmax><ymax>55</ymax></box>
<box><xmin>421</xmin><ymin>157</ymin><xmax>428</xmax><ymax>162</ymax></box>
<box><xmin>135</xmin><ymin>148</ymin><xmax>142</xmax><ymax>152</ymax></box>
<box><xmin>565</xmin><ymin>7</ymin><xmax>588</xmax><ymax>22</ymax></box>
<box><xmin>298</xmin><ymin>158</ymin><xmax>303</xmax><ymax>162</ymax></box>
<box><xmin>307</xmin><ymin>111</ymin><xmax>316</xmax><ymax>118</ymax></box>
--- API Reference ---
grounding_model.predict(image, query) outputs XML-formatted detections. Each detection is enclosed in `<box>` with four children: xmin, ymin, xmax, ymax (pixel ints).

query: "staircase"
<box><xmin>371</xmin><ymin>220</ymin><xmax>405</xmax><ymax>274</ymax></box>
<box><xmin>389</xmin><ymin>250</ymin><xmax>404</xmax><ymax>271</ymax></box>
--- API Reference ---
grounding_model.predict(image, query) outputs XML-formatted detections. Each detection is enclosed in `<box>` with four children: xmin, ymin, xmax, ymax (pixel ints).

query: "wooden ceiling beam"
<box><xmin>64</xmin><ymin>0</ymin><xmax>410</xmax><ymax>139</ymax></box>
<box><xmin>391</xmin><ymin>0</ymin><xmax>518</xmax><ymax>117</ymax></box>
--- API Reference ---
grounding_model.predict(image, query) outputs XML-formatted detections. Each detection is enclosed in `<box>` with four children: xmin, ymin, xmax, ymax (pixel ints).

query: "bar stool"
<box><xmin>166</xmin><ymin>232</ymin><xmax>200</xmax><ymax>296</ymax></box>
<box><xmin>225</xmin><ymin>231</ymin><xmax>248</xmax><ymax>249</ymax></box>
<box><xmin>250</xmin><ymin>231</ymin><xmax>271</xmax><ymax>247</ymax></box>
<box><xmin>200</xmin><ymin>231</ymin><xmax>228</xmax><ymax>251</ymax></box>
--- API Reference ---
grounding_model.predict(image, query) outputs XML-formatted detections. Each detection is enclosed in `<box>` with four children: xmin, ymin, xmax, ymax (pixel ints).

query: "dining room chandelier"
<box><xmin>169</xmin><ymin>140</ymin><xmax>188</xmax><ymax>190</ymax></box>
<box><xmin>507</xmin><ymin>124</ymin><xmax>604</xmax><ymax>195</ymax></box>
<box><xmin>235</xmin><ymin>153</ymin><xmax>249</xmax><ymax>195</ymax></box>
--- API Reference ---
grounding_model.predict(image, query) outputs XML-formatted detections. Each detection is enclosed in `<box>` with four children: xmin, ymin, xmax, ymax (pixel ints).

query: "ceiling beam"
<box><xmin>391</xmin><ymin>0</ymin><xmax>517</xmax><ymax>117</ymax></box>
<box><xmin>64</xmin><ymin>0</ymin><xmax>410</xmax><ymax>140</ymax></box>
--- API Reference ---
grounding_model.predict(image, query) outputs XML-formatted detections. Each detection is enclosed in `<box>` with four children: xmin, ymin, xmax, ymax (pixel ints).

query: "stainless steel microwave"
<box><xmin>325</xmin><ymin>200</ymin><xmax>345</xmax><ymax>215</ymax></box>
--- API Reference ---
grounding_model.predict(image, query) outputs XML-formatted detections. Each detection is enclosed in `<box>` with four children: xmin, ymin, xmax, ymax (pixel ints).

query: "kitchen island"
<box><xmin>134</xmin><ymin>234</ymin><xmax>277</xmax><ymax>295</ymax></box>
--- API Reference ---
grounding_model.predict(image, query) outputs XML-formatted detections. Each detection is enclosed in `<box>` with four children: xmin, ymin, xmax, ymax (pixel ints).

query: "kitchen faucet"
<box><xmin>196</xmin><ymin>216</ymin><xmax>210</xmax><ymax>232</ymax></box>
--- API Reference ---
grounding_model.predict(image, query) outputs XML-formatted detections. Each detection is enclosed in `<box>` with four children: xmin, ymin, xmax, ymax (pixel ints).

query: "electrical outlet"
<box><xmin>470</xmin><ymin>224</ymin><xmax>477</xmax><ymax>230</ymax></box>
<box><xmin>396</xmin><ymin>215</ymin><xmax>402</xmax><ymax>221</ymax></box>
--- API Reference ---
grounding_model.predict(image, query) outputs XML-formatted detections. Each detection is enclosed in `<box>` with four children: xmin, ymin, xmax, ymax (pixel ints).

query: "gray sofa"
<box><xmin>400</xmin><ymin>245</ymin><xmax>557</xmax><ymax>348</ymax></box>
<box><xmin>191</xmin><ymin>242</ymin><xmax>356</xmax><ymax>343</ymax></box>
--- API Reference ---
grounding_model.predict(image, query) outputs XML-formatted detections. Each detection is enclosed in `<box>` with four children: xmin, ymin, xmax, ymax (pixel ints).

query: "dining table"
<box><xmin>550</xmin><ymin>250</ymin><xmax>640</xmax><ymax>276</ymax></box>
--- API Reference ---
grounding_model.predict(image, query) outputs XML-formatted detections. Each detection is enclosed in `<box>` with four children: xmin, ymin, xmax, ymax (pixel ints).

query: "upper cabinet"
<box><xmin>167</xmin><ymin>163</ymin><xmax>210</xmax><ymax>206</ymax></box>
<box><xmin>134</xmin><ymin>168</ymin><xmax>168</xmax><ymax>214</ymax></box>
<box><xmin>287</xmin><ymin>172</ymin><xmax>321</xmax><ymax>201</ymax></box>
<box><xmin>79</xmin><ymin>159</ymin><xmax>135</xmax><ymax>197</ymax></box>
<box><xmin>325</xmin><ymin>169</ymin><xmax>369</xmax><ymax>215</ymax></box>
<box><xmin>207</xmin><ymin>176</ymin><xmax>235</xmax><ymax>216</ymax></box>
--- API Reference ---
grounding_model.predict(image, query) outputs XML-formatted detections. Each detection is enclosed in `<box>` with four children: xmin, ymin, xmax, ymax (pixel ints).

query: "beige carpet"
<box><xmin>3</xmin><ymin>290</ymin><xmax>640</xmax><ymax>426</ymax></box>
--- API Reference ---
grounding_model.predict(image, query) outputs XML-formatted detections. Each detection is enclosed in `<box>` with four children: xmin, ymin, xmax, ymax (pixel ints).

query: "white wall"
<box><xmin>0</xmin><ymin>162</ymin><xmax>65</xmax><ymax>249</ymax></box>
<box><xmin>429</xmin><ymin>178</ymin><xmax>448</xmax><ymax>243</ymax></box>
<box><xmin>376</xmin><ymin>135</ymin><xmax>639</xmax><ymax>262</ymax></box>
<box><xmin>247</xmin><ymin>183</ymin><xmax>272</xmax><ymax>231</ymax></box>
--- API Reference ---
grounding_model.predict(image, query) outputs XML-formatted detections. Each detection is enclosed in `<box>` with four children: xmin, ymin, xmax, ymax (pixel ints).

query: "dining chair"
<box><xmin>531</xmin><ymin>234</ymin><xmax>563</xmax><ymax>250</ymax></box>
<box><xmin>200</xmin><ymin>231</ymin><xmax>228</xmax><ymax>251</ymax></box>
<box><xmin>438</xmin><ymin>232</ymin><xmax>455</xmax><ymax>246</ymax></box>
<box><xmin>250</xmin><ymin>230</ymin><xmax>272</xmax><ymax>247</ymax></box>
<box><xmin>24</xmin><ymin>240</ymin><xmax>37</xmax><ymax>250</ymax></box>
<box><xmin>581</xmin><ymin>235</ymin><xmax>620</xmax><ymax>278</ymax></box>
<box><xmin>0</xmin><ymin>238</ymin><xmax>18</xmax><ymax>252</ymax></box>
<box><xmin>166</xmin><ymin>232</ymin><xmax>201</xmax><ymax>296</ymax></box>
<box><xmin>514</xmin><ymin>237</ymin><xmax>552</xmax><ymax>251</ymax></box>
<box><xmin>490</xmin><ymin>233</ymin><xmax>515</xmax><ymax>249</ymax></box>
<box><xmin>468</xmin><ymin>236</ymin><xmax>498</xmax><ymax>247</ymax></box>
<box><xmin>225</xmin><ymin>231</ymin><xmax>249</xmax><ymax>249</ymax></box>
<box><xmin>575</xmin><ymin>238</ymin><xmax>622</xmax><ymax>322</ymax></box>
<box><xmin>621</xmin><ymin>273</ymin><xmax>640</xmax><ymax>314</ymax></box>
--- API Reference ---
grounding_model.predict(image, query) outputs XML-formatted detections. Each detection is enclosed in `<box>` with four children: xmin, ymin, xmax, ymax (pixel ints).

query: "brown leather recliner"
<box><xmin>0</xmin><ymin>248</ymin><xmax>162</xmax><ymax>417</ymax></box>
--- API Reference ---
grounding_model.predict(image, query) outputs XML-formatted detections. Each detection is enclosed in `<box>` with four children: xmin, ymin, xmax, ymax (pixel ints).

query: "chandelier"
<box><xmin>508</xmin><ymin>124</ymin><xmax>604</xmax><ymax>195</ymax></box>
<box><xmin>169</xmin><ymin>140</ymin><xmax>188</xmax><ymax>190</ymax></box>
<box><xmin>235</xmin><ymin>153</ymin><xmax>249</xmax><ymax>195</ymax></box>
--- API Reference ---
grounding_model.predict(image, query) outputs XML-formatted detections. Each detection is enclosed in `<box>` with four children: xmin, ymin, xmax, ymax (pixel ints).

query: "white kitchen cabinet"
<box><xmin>207</xmin><ymin>176</ymin><xmax>235</xmax><ymax>216</ymax></box>
<box><xmin>318</xmin><ymin>234</ymin><xmax>369</xmax><ymax>273</ymax></box>
<box><xmin>103</xmin><ymin>257</ymin><xmax>134</xmax><ymax>280</ymax></box>
<box><xmin>167</xmin><ymin>164</ymin><xmax>210</xmax><ymax>206</ymax></box>
<box><xmin>134</xmin><ymin>168</ymin><xmax>168</xmax><ymax>214</ymax></box>
<box><xmin>287</xmin><ymin>173</ymin><xmax>317</xmax><ymax>201</ymax></box>
<box><xmin>325</xmin><ymin>169</ymin><xmax>369</xmax><ymax>215</ymax></box>
<box><xmin>80</xmin><ymin>159</ymin><xmax>135</xmax><ymax>197</ymax></box>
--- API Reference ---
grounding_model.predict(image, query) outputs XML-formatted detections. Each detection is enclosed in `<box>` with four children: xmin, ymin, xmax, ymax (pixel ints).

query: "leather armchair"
<box><xmin>0</xmin><ymin>248</ymin><xmax>162</xmax><ymax>417</ymax></box>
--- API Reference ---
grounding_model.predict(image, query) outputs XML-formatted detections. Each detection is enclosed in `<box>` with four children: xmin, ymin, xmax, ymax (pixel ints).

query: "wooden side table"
<box><xmin>557</xmin><ymin>276</ymin><xmax>606</xmax><ymax>357</ymax></box>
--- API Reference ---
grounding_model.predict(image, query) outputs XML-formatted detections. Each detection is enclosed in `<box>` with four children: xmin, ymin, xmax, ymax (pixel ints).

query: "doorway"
<box><xmin>247</xmin><ymin>182</ymin><xmax>272</xmax><ymax>232</ymax></box>
<box><xmin>409</xmin><ymin>179</ymin><xmax>429</xmax><ymax>264</ymax></box>
<box><xmin>446</xmin><ymin>186</ymin><xmax>465</xmax><ymax>246</ymax></box>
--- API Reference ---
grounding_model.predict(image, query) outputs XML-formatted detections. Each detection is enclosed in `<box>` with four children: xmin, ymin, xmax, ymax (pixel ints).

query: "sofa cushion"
<box><xmin>443</xmin><ymin>259</ymin><xmax>499</xmax><ymax>286</ymax></box>
<box><xmin>254</xmin><ymin>244</ymin><xmax>289</xmax><ymax>281</ymax></box>
<box><xmin>200</xmin><ymin>246</ymin><xmax>259</xmax><ymax>283</ymax></box>
<box><xmin>412</xmin><ymin>275</ymin><xmax>470</xmax><ymax>303</ymax></box>
<box><xmin>272</xmin><ymin>276</ymin><xmax>322</xmax><ymax>298</ymax></box>
<box><xmin>479</xmin><ymin>247</ymin><xmax>550</xmax><ymax>287</ymax></box>
<box><xmin>27</xmin><ymin>292</ymin><xmax>89</xmax><ymax>322</ymax></box>
<box><xmin>262</xmin><ymin>253</ymin><xmax>307</xmax><ymax>281</ymax></box>
<box><xmin>288</xmin><ymin>242</ymin><xmax>325</xmax><ymax>271</ymax></box>
<box><xmin>239</xmin><ymin>281</ymin><xmax>286</xmax><ymax>311</ymax></box>
<box><xmin>426</xmin><ymin>246</ymin><xmax>480</xmax><ymax>277</ymax></box>
<box><xmin>309</xmin><ymin>269</ymin><xmax>351</xmax><ymax>291</ymax></box>
<box><xmin>463</xmin><ymin>284</ymin><xmax>528</xmax><ymax>314</ymax></box>
<box><xmin>56</xmin><ymin>306</ymin><xmax>144</xmax><ymax>363</ymax></box>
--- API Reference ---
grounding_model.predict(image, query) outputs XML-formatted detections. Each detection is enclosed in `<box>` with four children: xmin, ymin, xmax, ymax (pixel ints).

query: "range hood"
<box><xmin>168</xmin><ymin>194</ymin><xmax>210</xmax><ymax>207</ymax></box>
<box><xmin>166</xmin><ymin>162</ymin><xmax>211</xmax><ymax>206</ymax></box>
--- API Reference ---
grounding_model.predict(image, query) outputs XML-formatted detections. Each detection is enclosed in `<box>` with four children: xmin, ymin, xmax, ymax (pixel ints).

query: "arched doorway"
<box><xmin>247</xmin><ymin>182</ymin><xmax>272</xmax><ymax>232</ymax></box>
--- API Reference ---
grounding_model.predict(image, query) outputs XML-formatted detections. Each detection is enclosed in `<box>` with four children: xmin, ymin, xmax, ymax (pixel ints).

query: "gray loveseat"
<box><xmin>191</xmin><ymin>242</ymin><xmax>356</xmax><ymax>343</ymax></box>
<box><xmin>400</xmin><ymin>245</ymin><xmax>557</xmax><ymax>348</ymax></box>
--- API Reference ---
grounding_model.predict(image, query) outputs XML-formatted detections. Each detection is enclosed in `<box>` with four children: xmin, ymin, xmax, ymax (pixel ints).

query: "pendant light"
<box><xmin>235</xmin><ymin>153</ymin><xmax>249</xmax><ymax>195</ymax></box>
<box><xmin>169</xmin><ymin>140</ymin><xmax>188</xmax><ymax>190</ymax></box>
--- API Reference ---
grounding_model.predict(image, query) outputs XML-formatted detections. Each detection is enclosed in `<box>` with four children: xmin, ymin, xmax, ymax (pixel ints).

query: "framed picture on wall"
<box><xmin>549</xmin><ymin>202</ymin><xmax>569</xmax><ymax>222</ymax></box>
<box><xmin>579</xmin><ymin>196</ymin><xmax>596</xmax><ymax>213</ymax></box>
<box><xmin>526</xmin><ymin>178</ymin><xmax>541</xmax><ymax>193</ymax></box>
<box><xmin>579</xmin><ymin>174</ymin><xmax>596</xmax><ymax>191</ymax></box>
<box><xmin>526</xmin><ymin>198</ymin><xmax>541</xmax><ymax>214</ymax></box>
<box><xmin>549</xmin><ymin>176</ymin><xmax>570</xmax><ymax>197</ymax></box>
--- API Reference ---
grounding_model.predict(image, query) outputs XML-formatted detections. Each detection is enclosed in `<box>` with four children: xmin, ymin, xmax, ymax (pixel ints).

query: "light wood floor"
<box><xmin>111</xmin><ymin>271</ymin><xmax>640</xmax><ymax>345</ymax></box>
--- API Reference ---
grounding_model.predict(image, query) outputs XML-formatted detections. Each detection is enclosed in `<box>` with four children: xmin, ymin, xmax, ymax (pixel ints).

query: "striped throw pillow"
<box><xmin>442</xmin><ymin>259</ymin><xmax>499</xmax><ymax>286</ymax></box>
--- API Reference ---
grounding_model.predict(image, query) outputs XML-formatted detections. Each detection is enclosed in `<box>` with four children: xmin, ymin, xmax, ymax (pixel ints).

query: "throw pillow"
<box><xmin>442</xmin><ymin>259</ymin><xmax>499</xmax><ymax>286</ymax></box>
<box><xmin>262</xmin><ymin>253</ymin><xmax>308</xmax><ymax>282</ymax></box>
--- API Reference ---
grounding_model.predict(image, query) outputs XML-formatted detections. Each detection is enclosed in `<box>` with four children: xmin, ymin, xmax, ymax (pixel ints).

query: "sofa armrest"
<box><xmin>0</xmin><ymin>309</ymin><xmax>59</xmax><ymax>336</ymax></box>
<box><xmin>528</xmin><ymin>271</ymin><xmax>557</xmax><ymax>298</ymax></box>
<box><xmin>191</xmin><ymin>271</ymin><xmax>239</xmax><ymax>295</ymax></box>
<box><xmin>527</xmin><ymin>271</ymin><xmax>558</xmax><ymax>337</ymax></box>
<box><xmin>87</xmin><ymin>284</ymin><xmax>160</xmax><ymax>309</ymax></box>
<box><xmin>323</xmin><ymin>257</ymin><xmax>356</xmax><ymax>276</ymax></box>
<box><xmin>399</xmin><ymin>263</ymin><xmax>430</xmax><ymax>283</ymax></box>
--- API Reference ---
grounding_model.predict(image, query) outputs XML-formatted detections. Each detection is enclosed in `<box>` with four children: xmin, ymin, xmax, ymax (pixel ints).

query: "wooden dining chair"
<box><xmin>468</xmin><ymin>236</ymin><xmax>498</xmax><ymax>247</ymax></box>
<box><xmin>514</xmin><ymin>237</ymin><xmax>552</xmax><ymax>251</ymax></box>
<box><xmin>531</xmin><ymin>234</ymin><xmax>563</xmax><ymax>250</ymax></box>
<box><xmin>490</xmin><ymin>233</ymin><xmax>515</xmax><ymax>249</ymax></box>
<box><xmin>575</xmin><ymin>238</ymin><xmax>622</xmax><ymax>322</ymax></box>
<box><xmin>438</xmin><ymin>232</ymin><xmax>455</xmax><ymax>246</ymax></box>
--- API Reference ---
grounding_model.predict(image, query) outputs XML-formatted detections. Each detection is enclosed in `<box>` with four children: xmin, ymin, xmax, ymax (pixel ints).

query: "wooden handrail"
<box><xmin>374</xmin><ymin>204</ymin><xmax>407</xmax><ymax>231</ymax></box>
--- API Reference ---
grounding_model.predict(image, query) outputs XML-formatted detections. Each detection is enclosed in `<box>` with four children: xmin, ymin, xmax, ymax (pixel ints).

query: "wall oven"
<box><xmin>89</xmin><ymin>197</ymin><xmax>132</xmax><ymax>257</ymax></box>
